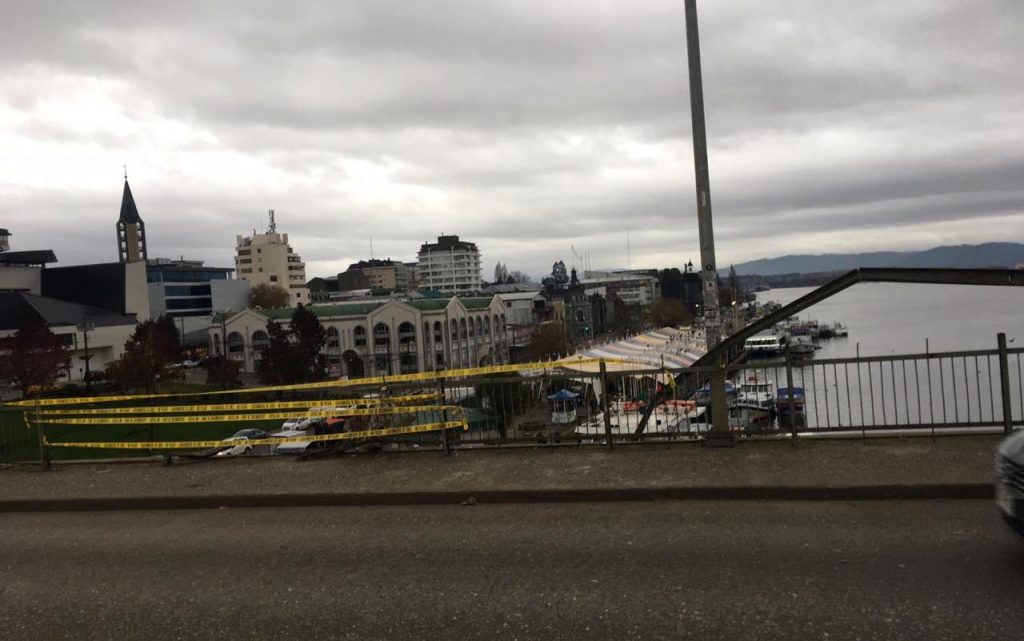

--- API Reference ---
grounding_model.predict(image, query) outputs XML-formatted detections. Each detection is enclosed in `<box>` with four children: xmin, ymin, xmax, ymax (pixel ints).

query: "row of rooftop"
<box><xmin>1</xmin><ymin>179</ymin><xmax>708</xmax><ymax>386</ymax></box>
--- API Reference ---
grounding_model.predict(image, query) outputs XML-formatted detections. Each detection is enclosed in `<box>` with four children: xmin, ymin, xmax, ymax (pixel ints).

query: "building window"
<box><xmin>270</xmin><ymin>275</ymin><xmax>278</xmax><ymax>282</ymax></box>
<box><xmin>252</xmin><ymin>330</ymin><xmax>269</xmax><ymax>360</ymax></box>
<box><xmin>226</xmin><ymin>332</ymin><xmax>244</xmax><ymax>361</ymax></box>
<box><xmin>354</xmin><ymin>325</ymin><xmax>367</xmax><ymax>347</ymax></box>
<box><xmin>374</xmin><ymin>323</ymin><xmax>390</xmax><ymax>347</ymax></box>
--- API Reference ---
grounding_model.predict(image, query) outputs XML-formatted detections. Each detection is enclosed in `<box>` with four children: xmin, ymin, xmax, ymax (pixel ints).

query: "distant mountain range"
<box><xmin>732</xmin><ymin>243</ymin><xmax>1024</xmax><ymax>276</ymax></box>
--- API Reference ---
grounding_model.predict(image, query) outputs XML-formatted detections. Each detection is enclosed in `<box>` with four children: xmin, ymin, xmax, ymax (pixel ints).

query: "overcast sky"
<box><xmin>1</xmin><ymin>0</ymin><xmax>1021</xmax><ymax>280</ymax></box>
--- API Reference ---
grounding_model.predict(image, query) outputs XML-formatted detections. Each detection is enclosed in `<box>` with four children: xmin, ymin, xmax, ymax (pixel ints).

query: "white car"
<box><xmin>214</xmin><ymin>428</ymin><xmax>268</xmax><ymax>457</ymax></box>
<box><xmin>995</xmin><ymin>429</ymin><xmax>1024</xmax><ymax>536</ymax></box>
<box><xmin>215</xmin><ymin>436</ymin><xmax>253</xmax><ymax>457</ymax></box>
<box><xmin>269</xmin><ymin>429</ymin><xmax>309</xmax><ymax>454</ymax></box>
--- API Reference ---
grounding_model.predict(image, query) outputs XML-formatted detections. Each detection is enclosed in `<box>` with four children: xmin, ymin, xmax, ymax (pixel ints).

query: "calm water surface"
<box><xmin>755</xmin><ymin>283</ymin><xmax>1024</xmax><ymax>357</ymax></box>
<box><xmin>740</xmin><ymin>283</ymin><xmax>1024</xmax><ymax>429</ymax></box>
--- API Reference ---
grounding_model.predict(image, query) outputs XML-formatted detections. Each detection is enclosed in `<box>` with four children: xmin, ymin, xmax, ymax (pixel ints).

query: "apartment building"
<box><xmin>416</xmin><ymin>235</ymin><xmax>482</xmax><ymax>293</ymax></box>
<box><xmin>343</xmin><ymin>259</ymin><xmax>413</xmax><ymax>292</ymax></box>
<box><xmin>234</xmin><ymin>210</ymin><xmax>309</xmax><ymax>306</ymax></box>
<box><xmin>210</xmin><ymin>295</ymin><xmax>509</xmax><ymax>377</ymax></box>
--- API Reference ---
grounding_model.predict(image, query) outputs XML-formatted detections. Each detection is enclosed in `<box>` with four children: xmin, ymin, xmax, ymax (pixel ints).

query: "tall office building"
<box><xmin>416</xmin><ymin>234</ymin><xmax>482</xmax><ymax>293</ymax></box>
<box><xmin>234</xmin><ymin>210</ymin><xmax>309</xmax><ymax>306</ymax></box>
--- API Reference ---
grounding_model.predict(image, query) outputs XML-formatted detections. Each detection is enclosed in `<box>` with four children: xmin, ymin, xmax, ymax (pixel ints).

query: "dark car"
<box><xmin>995</xmin><ymin>429</ymin><xmax>1024</xmax><ymax>536</ymax></box>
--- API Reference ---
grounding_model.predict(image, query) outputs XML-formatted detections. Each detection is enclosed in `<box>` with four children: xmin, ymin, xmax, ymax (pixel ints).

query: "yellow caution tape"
<box><xmin>7</xmin><ymin>356</ymin><xmax>644</xmax><ymax>408</ymax></box>
<box><xmin>44</xmin><ymin>421</ymin><xmax>467</xmax><ymax>450</ymax></box>
<box><xmin>35</xmin><ymin>393</ymin><xmax>442</xmax><ymax>417</ymax></box>
<box><xmin>33</xmin><ymin>405</ymin><xmax>466</xmax><ymax>426</ymax></box>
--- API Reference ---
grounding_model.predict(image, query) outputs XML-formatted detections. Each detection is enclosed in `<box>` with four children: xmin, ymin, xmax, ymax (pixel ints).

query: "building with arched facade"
<box><xmin>208</xmin><ymin>296</ymin><xmax>509</xmax><ymax>378</ymax></box>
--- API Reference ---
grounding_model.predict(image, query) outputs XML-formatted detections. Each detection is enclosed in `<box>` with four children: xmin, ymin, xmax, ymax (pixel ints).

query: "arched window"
<box><xmin>433</xmin><ymin>321</ymin><xmax>443</xmax><ymax>343</ymax></box>
<box><xmin>460</xmin><ymin>318</ymin><xmax>468</xmax><ymax>339</ymax></box>
<box><xmin>500</xmin><ymin>315</ymin><xmax>506</xmax><ymax>334</ymax></box>
<box><xmin>226</xmin><ymin>331</ymin><xmax>244</xmax><ymax>360</ymax></box>
<box><xmin>252</xmin><ymin>330</ymin><xmax>269</xmax><ymax>360</ymax></box>
<box><xmin>326</xmin><ymin>327</ymin><xmax>340</xmax><ymax>349</ymax></box>
<box><xmin>450</xmin><ymin>319</ymin><xmax>458</xmax><ymax>340</ymax></box>
<box><xmin>475</xmin><ymin>317</ymin><xmax>483</xmax><ymax>339</ymax></box>
<box><xmin>354</xmin><ymin>325</ymin><xmax>367</xmax><ymax>347</ymax></box>
<box><xmin>398</xmin><ymin>321</ymin><xmax>416</xmax><ymax>346</ymax></box>
<box><xmin>374</xmin><ymin>323</ymin><xmax>390</xmax><ymax>347</ymax></box>
<box><xmin>484</xmin><ymin>317</ymin><xmax>490</xmax><ymax>336</ymax></box>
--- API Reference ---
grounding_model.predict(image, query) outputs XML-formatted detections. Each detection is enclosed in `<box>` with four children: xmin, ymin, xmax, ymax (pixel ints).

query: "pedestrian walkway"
<box><xmin>0</xmin><ymin>435</ymin><xmax>1001</xmax><ymax>507</ymax></box>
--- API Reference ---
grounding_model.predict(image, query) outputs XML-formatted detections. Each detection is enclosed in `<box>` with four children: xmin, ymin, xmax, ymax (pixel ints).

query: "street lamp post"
<box><xmin>684</xmin><ymin>0</ymin><xmax>732</xmax><ymax>441</ymax></box>
<box><xmin>76</xmin><ymin>318</ymin><xmax>95</xmax><ymax>392</ymax></box>
<box><xmin>219</xmin><ymin>309</ymin><xmax>231</xmax><ymax>358</ymax></box>
<box><xmin>685</xmin><ymin>0</ymin><xmax>721</xmax><ymax>351</ymax></box>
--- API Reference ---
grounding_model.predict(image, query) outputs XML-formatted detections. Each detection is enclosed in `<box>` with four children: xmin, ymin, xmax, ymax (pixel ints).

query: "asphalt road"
<box><xmin>1</xmin><ymin>501</ymin><xmax>1022</xmax><ymax>640</ymax></box>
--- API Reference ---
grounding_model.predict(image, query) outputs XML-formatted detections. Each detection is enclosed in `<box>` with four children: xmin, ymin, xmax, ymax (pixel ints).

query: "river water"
<box><xmin>736</xmin><ymin>283</ymin><xmax>1024</xmax><ymax>430</ymax></box>
<box><xmin>755</xmin><ymin>283</ymin><xmax>1024</xmax><ymax>357</ymax></box>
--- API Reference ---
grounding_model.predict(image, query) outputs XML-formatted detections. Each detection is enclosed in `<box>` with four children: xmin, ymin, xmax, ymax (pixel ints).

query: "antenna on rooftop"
<box><xmin>370</xmin><ymin>237</ymin><xmax>374</xmax><ymax>260</ymax></box>
<box><xmin>267</xmin><ymin>209</ymin><xmax>276</xmax><ymax>234</ymax></box>
<box><xmin>123</xmin><ymin>165</ymin><xmax>128</xmax><ymax>181</ymax></box>
<box><xmin>626</xmin><ymin>224</ymin><xmax>632</xmax><ymax>270</ymax></box>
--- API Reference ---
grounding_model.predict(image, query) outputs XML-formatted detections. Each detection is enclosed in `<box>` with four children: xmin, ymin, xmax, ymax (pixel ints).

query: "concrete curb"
<box><xmin>0</xmin><ymin>484</ymin><xmax>993</xmax><ymax>512</ymax></box>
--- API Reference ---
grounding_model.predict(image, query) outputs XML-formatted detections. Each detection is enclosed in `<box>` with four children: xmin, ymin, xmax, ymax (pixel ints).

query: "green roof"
<box><xmin>405</xmin><ymin>297</ymin><xmax>494</xmax><ymax>312</ymax></box>
<box><xmin>280</xmin><ymin>302</ymin><xmax>386</xmax><ymax>318</ymax></box>
<box><xmin>216</xmin><ymin>296</ymin><xmax>494</xmax><ymax>323</ymax></box>
<box><xmin>405</xmin><ymin>299</ymin><xmax>449</xmax><ymax>311</ymax></box>
<box><xmin>461</xmin><ymin>297</ymin><xmax>495</xmax><ymax>310</ymax></box>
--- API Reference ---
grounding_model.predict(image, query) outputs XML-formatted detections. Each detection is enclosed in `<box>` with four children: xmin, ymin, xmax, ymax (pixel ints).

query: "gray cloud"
<box><xmin>1</xmin><ymin>0</ymin><xmax>1022</xmax><ymax>280</ymax></box>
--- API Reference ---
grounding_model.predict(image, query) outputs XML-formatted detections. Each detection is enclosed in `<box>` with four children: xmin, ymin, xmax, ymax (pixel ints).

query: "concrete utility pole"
<box><xmin>684</xmin><ymin>0</ymin><xmax>720</xmax><ymax>351</ymax></box>
<box><xmin>684</xmin><ymin>0</ymin><xmax>731</xmax><ymax>441</ymax></box>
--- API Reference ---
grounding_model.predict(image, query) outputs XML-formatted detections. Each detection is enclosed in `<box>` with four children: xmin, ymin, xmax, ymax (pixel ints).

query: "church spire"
<box><xmin>117</xmin><ymin>175</ymin><xmax>148</xmax><ymax>262</ymax></box>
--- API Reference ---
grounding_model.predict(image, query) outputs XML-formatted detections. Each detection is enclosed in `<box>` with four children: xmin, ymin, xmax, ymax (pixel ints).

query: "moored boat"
<box><xmin>788</xmin><ymin>335</ymin><xmax>816</xmax><ymax>357</ymax></box>
<box><xmin>743</xmin><ymin>333</ymin><xmax>785</xmax><ymax>357</ymax></box>
<box><xmin>737</xmin><ymin>375</ymin><xmax>776</xmax><ymax>421</ymax></box>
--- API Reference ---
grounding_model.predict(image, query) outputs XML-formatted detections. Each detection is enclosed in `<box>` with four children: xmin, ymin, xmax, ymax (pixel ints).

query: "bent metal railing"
<box><xmin>2</xmin><ymin>341</ymin><xmax>1022</xmax><ymax>463</ymax></box>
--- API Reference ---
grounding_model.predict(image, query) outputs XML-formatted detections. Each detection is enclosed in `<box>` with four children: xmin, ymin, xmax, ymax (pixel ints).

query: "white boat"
<box><xmin>737</xmin><ymin>375</ymin><xmax>776</xmax><ymax>420</ymax></box>
<box><xmin>575</xmin><ymin>401</ymin><xmax>708</xmax><ymax>437</ymax></box>
<box><xmin>832</xmin><ymin>322</ymin><xmax>849</xmax><ymax>337</ymax></box>
<box><xmin>743</xmin><ymin>334</ymin><xmax>784</xmax><ymax>356</ymax></box>
<box><xmin>788</xmin><ymin>335</ymin><xmax>816</xmax><ymax>357</ymax></box>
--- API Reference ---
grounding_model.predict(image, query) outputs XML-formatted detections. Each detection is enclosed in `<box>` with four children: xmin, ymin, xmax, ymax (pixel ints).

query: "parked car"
<box><xmin>214</xmin><ymin>429</ymin><xmax>269</xmax><ymax>457</ymax></box>
<box><xmin>995</xmin><ymin>429</ymin><xmax>1024</xmax><ymax>536</ymax></box>
<box><xmin>268</xmin><ymin>428</ymin><xmax>310</xmax><ymax>455</ymax></box>
<box><xmin>274</xmin><ymin>418</ymin><xmax>349</xmax><ymax>455</ymax></box>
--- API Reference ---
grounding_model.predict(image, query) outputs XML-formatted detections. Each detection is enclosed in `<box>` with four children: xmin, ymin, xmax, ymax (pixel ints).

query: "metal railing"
<box><xmin>2</xmin><ymin>339</ymin><xmax>1021</xmax><ymax>463</ymax></box>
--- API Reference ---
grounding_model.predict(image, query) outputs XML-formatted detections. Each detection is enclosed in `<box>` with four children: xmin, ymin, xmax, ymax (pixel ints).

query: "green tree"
<box><xmin>289</xmin><ymin>304</ymin><xmax>327</xmax><ymax>382</ymax></box>
<box><xmin>108</xmin><ymin>315</ymin><xmax>180</xmax><ymax>392</ymax></box>
<box><xmin>527</xmin><ymin>323</ymin><xmax>570</xmax><ymax>361</ymax></box>
<box><xmin>204</xmin><ymin>355</ymin><xmax>242</xmax><ymax>390</ymax></box>
<box><xmin>0</xmin><ymin>323</ymin><xmax>70</xmax><ymax>396</ymax></box>
<box><xmin>610</xmin><ymin>297</ymin><xmax>632</xmax><ymax>335</ymax></box>
<box><xmin>648</xmin><ymin>299</ymin><xmax>691</xmax><ymax>328</ymax></box>
<box><xmin>256</xmin><ymin>319</ymin><xmax>297</xmax><ymax>385</ymax></box>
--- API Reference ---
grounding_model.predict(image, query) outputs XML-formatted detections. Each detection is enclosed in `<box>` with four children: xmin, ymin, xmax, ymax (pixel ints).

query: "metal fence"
<box><xmin>2</xmin><ymin>343</ymin><xmax>1022</xmax><ymax>463</ymax></box>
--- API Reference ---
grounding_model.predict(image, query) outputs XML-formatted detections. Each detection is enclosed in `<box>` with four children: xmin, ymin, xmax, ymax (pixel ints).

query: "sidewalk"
<box><xmin>0</xmin><ymin>435</ymin><xmax>1002</xmax><ymax>510</ymax></box>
